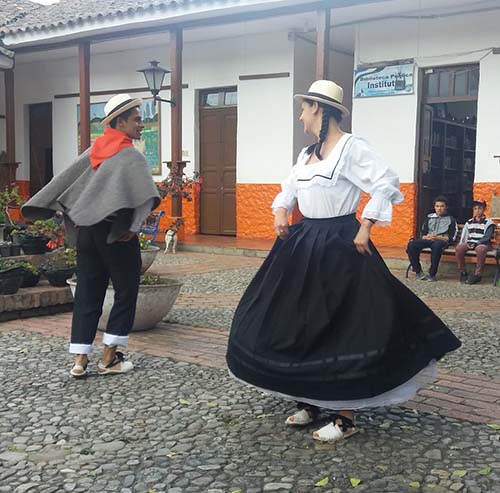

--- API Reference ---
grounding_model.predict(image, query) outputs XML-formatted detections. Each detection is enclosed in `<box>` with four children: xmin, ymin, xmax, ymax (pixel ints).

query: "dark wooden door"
<box><xmin>29</xmin><ymin>103</ymin><xmax>53</xmax><ymax>196</ymax></box>
<box><xmin>200</xmin><ymin>106</ymin><xmax>237</xmax><ymax>235</ymax></box>
<box><xmin>417</xmin><ymin>104</ymin><xmax>434</xmax><ymax>231</ymax></box>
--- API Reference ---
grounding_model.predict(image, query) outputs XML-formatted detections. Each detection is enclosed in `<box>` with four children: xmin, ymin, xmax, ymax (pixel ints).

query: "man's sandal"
<box><xmin>70</xmin><ymin>361</ymin><xmax>88</xmax><ymax>378</ymax></box>
<box><xmin>97</xmin><ymin>351</ymin><xmax>133</xmax><ymax>375</ymax></box>
<box><xmin>312</xmin><ymin>414</ymin><xmax>359</xmax><ymax>442</ymax></box>
<box><xmin>285</xmin><ymin>408</ymin><xmax>317</xmax><ymax>426</ymax></box>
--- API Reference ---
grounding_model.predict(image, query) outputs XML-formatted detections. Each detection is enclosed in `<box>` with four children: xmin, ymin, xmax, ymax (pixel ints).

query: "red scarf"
<box><xmin>89</xmin><ymin>128</ymin><xmax>133</xmax><ymax>169</ymax></box>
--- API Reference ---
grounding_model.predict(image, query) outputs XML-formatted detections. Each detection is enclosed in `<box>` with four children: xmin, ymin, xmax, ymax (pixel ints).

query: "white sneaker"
<box><xmin>98</xmin><ymin>351</ymin><xmax>134</xmax><ymax>375</ymax></box>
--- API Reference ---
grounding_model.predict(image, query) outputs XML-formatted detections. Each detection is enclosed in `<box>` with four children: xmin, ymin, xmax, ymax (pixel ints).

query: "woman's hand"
<box><xmin>274</xmin><ymin>208</ymin><xmax>289</xmax><ymax>240</ymax></box>
<box><xmin>353</xmin><ymin>220</ymin><xmax>373</xmax><ymax>255</ymax></box>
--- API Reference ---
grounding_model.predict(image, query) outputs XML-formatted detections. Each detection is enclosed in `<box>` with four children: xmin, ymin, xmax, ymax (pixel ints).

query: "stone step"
<box><xmin>0</xmin><ymin>280</ymin><xmax>73</xmax><ymax>322</ymax></box>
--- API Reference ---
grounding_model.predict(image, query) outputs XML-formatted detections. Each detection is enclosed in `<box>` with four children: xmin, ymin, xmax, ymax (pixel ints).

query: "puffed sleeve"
<box><xmin>271</xmin><ymin>170</ymin><xmax>297</xmax><ymax>215</ymax></box>
<box><xmin>342</xmin><ymin>138</ymin><xmax>404</xmax><ymax>226</ymax></box>
<box><xmin>271</xmin><ymin>148</ymin><xmax>308</xmax><ymax>215</ymax></box>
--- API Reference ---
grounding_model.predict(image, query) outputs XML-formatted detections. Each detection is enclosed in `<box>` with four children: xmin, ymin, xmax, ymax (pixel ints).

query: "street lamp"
<box><xmin>137</xmin><ymin>60</ymin><xmax>175</xmax><ymax>105</ymax></box>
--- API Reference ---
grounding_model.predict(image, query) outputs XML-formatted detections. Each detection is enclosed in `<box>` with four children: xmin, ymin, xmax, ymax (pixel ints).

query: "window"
<box><xmin>201</xmin><ymin>88</ymin><xmax>238</xmax><ymax>108</ymax></box>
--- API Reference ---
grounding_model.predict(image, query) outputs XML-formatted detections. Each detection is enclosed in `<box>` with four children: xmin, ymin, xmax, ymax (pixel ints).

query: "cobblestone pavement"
<box><xmin>0</xmin><ymin>252</ymin><xmax>500</xmax><ymax>493</ymax></box>
<box><xmin>1</xmin><ymin>331</ymin><xmax>499</xmax><ymax>493</ymax></box>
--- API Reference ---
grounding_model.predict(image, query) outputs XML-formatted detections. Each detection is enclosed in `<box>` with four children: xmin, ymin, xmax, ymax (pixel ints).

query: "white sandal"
<box><xmin>285</xmin><ymin>409</ymin><xmax>315</xmax><ymax>426</ymax></box>
<box><xmin>312</xmin><ymin>414</ymin><xmax>358</xmax><ymax>442</ymax></box>
<box><xmin>98</xmin><ymin>351</ymin><xmax>133</xmax><ymax>375</ymax></box>
<box><xmin>70</xmin><ymin>362</ymin><xmax>88</xmax><ymax>378</ymax></box>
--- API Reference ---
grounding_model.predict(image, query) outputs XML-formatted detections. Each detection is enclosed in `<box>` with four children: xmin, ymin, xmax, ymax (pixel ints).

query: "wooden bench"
<box><xmin>405</xmin><ymin>220</ymin><xmax>500</xmax><ymax>286</ymax></box>
<box><xmin>139</xmin><ymin>210</ymin><xmax>165</xmax><ymax>242</ymax></box>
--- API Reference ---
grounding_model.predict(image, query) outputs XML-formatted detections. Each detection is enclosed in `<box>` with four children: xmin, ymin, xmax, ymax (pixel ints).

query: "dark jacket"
<box><xmin>421</xmin><ymin>213</ymin><xmax>458</xmax><ymax>243</ymax></box>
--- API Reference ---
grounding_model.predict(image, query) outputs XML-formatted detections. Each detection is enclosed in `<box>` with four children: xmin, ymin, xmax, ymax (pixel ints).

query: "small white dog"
<box><xmin>164</xmin><ymin>229</ymin><xmax>178</xmax><ymax>254</ymax></box>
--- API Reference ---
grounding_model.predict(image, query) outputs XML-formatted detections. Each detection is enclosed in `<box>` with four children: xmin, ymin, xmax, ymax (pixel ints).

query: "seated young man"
<box><xmin>407</xmin><ymin>196</ymin><xmax>458</xmax><ymax>281</ymax></box>
<box><xmin>456</xmin><ymin>198</ymin><xmax>496</xmax><ymax>285</ymax></box>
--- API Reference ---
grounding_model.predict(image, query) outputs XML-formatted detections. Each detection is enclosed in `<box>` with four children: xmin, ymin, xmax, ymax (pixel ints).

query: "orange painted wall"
<box><xmin>236</xmin><ymin>184</ymin><xmax>281</xmax><ymax>239</ymax></box>
<box><xmin>155</xmin><ymin>188</ymin><xmax>200</xmax><ymax>235</ymax></box>
<box><xmin>473</xmin><ymin>182</ymin><xmax>500</xmax><ymax>217</ymax></box>
<box><xmin>236</xmin><ymin>182</ymin><xmax>417</xmax><ymax>246</ymax></box>
<box><xmin>15</xmin><ymin>180</ymin><xmax>30</xmax><ymax>199</ymax></box>
<box><xmin>357</xmin><ymin>182</ymin><xmax>417</xmax><ymax>247</ymax></box>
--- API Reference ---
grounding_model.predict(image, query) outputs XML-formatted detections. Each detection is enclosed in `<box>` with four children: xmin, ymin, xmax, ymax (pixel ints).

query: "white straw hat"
<box><xmin>294</xmin><ymin>80</ymin><xmax>350</xmax><ymax>116</ymax></box>
<box><xmin>102</xmin><ymin>93</ymin><xmax>143</xmax><ymax>125</ymax></box>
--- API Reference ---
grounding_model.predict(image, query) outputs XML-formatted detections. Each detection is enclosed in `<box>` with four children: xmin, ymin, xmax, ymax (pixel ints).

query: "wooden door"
<box><xmin>417</xmin><ymin>104</ymin><xmax>434</xmax><ymax>231</ymax></box>
<box><xmin>200</xmin><ymin>105</ymin><xmax>237</xmax><ymax>235</ymax></box>
<box><xmin>29</xmin><ymin>103</ymin><xmax>53</xmax><ymax>196</ymax></box>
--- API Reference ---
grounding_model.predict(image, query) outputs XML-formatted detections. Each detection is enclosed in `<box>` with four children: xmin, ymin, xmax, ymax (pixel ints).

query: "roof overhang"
<box><xmin>0</xmin><ymin>44</ymin><xmax>15</xmax><ymax>69</ymax></box>
<box><xmin>1</xmin><ymin>0</ymin><xmax>384</xmax><ymax>51</ymax></box>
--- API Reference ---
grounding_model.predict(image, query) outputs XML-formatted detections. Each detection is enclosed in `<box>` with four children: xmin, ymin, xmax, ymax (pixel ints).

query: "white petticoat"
<box><xmin>229</xmin><ymin>360</ymin><xmax>437</xmax><ymax>410</ymax></box>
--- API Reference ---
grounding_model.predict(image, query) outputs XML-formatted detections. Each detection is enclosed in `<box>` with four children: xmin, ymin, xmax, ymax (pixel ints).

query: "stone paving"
<box><xmin>0</xmin><ymin>251</ymin><xmax>499</xmax><ymax>493</ymax></box>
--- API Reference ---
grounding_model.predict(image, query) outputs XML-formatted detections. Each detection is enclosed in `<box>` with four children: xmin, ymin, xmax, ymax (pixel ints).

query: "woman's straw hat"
<box><xmin>294</xmin><ymin>80</ymin><xmax>350</xmax><ymax>116</ymax></box>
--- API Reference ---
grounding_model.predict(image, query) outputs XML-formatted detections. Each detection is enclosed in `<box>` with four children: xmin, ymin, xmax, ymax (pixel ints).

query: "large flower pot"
<box><xmin>20</xmin><ymin>268</ymin><xmax>41</xmax><ymax>288</ymax></box>
<box><xmin>140</xmin><ymin>246</ymin><xmax>160</xmax><ymax>274</ymax></box>
<box><xmin>0</xmin><ymin>243</ymin><xmax>11</xmax><ymax>257</ymax></box>
<box><xmin>42</xmin><ymin>267</ymin><xmax>76</xmax><ymax>287</ymax></box>
<box><xmin>0</xmin><ymin>267</ymin><xmax>24</xmax><ymax>295</ymax></box>
<box><xmin>67</xmin><ymin>278</ymin><xmax>182</xmax><ymax>331</ymax></box>
<box><xmin>20</xmin><ymin>235</ymin><xmax>50</xmax><ymax>255</ymax></box>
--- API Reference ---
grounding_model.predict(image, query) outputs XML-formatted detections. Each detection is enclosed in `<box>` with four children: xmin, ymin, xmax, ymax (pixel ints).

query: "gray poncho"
<box><xmin>22</xmin><ymin>147</ymin><xmax>161</xmax><ymax>245</ymax></box>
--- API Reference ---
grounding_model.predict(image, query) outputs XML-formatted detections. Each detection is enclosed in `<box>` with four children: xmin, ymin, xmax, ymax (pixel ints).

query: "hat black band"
<box><xmin>303</xmin><ymin>92</ymin><xmax>343</xmax><ymax>106</ymax></box>
<box><xmin>105</xmin><ymin>98</ymin><xmax>136</xmax><ymax>119</ymax></box>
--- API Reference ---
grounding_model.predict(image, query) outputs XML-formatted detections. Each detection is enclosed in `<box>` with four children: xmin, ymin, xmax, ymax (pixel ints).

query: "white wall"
<box><xmin>292</xmin><ymin>37</ymin><xmax>316</xmax><ymax>160</ymax></box>
<box><xmin>13</xmin><ymin>29</ymin><xmax>294</xmax><ymax>185</ymax></box>
<box><xmin>292</xmin><ymin>37</ymin><xmax>354</xmax><ymax>161</ymax></box>
<box><xmin>476</xmin><ymin>53</ymin><xmax>500</xmax><ymax>182</ymax></box>
<box><xmin>353</xmin><ymin>8</ymin><xmax>500</xmax><ymax>184</ymax></box>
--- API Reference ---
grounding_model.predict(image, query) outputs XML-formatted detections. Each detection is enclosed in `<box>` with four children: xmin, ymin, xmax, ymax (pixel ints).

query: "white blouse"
<box><xmin>271</xmin><ymin>134</ymin><xmax>404</xmax><ymax>226</ymax></box>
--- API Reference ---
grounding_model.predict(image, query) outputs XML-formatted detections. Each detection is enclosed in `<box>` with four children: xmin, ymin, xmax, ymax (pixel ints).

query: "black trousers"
<box><xmin>407</xmin><ymin>239</ymin><xmax>448</xmax><ymax>277</ymax></box>
<box><xmin>70</xmin><ymin>221</ymin><xmax>141</xmax><ymax>353</ymax></box>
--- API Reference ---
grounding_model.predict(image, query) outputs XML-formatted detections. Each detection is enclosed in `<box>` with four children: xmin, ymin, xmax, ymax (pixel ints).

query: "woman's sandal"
<box><xmin>70</xmin><ymin>361</ymin><xmax>88</xmax><ymax>378</ymax></box>
<box><xmin>97</xmin><ymin>351</ymin><xmax>134</xmax><ymax>375</ymax></box>
<box><xmin>285</xmin><ymin>408</ymin><xmax>317</xmax><ymax>426</ymax></box>
<box><xmin>312</xmin><ymin>413</ymin><xmax>359</xmax><ymax>442</ymax></box>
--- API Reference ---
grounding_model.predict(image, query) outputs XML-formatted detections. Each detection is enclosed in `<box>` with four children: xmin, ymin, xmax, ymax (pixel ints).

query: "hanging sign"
<box><xmin>353</xmin><ymin>63</ymin><xmax>414</xmax><ymax>98</ymax></box>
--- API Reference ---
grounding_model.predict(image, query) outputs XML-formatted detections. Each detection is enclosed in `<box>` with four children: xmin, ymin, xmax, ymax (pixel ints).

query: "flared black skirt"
<box><xmin>226</xmin><ymin>214</ymin><xmax>461</xmax><ymax>403</ymax></box>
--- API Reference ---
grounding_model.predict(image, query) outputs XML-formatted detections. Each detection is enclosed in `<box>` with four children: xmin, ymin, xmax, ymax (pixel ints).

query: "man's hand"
<box><xmin>118</xmin><ymin>231</ymin><xmax>136</xmax><ymax>242</ymax></box>
<box><xmin>467</xmin><ymin>242</ymin><xmax>476</xmax><ymax>250</ymax></box>
<box><xmin>353</xmin><ymin>220</ymin><xmax>373</xmax><ymax>256</ymax></box>
<box><xmin>274</xmin><ymin>208</ymin><xmax>289</xmax><ymax>240</ymax></box>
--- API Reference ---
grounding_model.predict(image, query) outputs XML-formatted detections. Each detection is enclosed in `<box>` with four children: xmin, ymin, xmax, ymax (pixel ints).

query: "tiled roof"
<box><xmin>0</xmin><ymin>0</ymin><xmax>40</xmax><ymax>28</ymax></box>
<box><xmin>0</xmin><ymin>0</ymin><xmax>190</xmax><ymax>34</ymax></box>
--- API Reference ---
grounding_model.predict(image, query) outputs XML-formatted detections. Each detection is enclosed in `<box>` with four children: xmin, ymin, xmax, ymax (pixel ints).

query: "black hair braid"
<box><xmin>315</xmin><ymin>107</ymin><xmax>332</xmax><ymax>160</ymax></box>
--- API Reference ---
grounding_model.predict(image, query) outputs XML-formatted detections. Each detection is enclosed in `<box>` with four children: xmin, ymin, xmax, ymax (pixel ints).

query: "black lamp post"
<box><xmin>137</xmin><ymin>60</ymin><xmax>175</xmax><ymax>105</ymax></box>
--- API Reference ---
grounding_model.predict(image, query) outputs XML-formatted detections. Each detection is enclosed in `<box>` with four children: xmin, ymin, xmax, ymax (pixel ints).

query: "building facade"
<box><xmin>0</xmin><ymin>0</ymin><xmax>499</xmax><ymax>246</ymax></box>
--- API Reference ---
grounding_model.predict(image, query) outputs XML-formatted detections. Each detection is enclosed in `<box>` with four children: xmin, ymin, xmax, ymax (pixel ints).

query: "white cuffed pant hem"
<box><xmin>69</xmin><ymin>343</ymin><xmax>94</xmax><ymax>355</ymax></box>
<box><xmin>102</xmin><ymin>333</ymin><xmax>129</xmax><ymax>347</ymax></box>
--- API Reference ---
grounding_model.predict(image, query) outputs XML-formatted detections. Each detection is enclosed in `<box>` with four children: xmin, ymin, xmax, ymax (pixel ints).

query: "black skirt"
<box><xmin>226</xmin><ymin>214</ymin><xmax>461</xmax><ymax>403</ymax></box>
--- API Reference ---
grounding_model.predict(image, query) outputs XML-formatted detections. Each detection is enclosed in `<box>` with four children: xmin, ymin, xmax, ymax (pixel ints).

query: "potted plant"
<box><xmin>15</xmin><ymin>260</ymin><xmax>41</xmax><ymax>288</ymax></box>
<box><xmin>67</xmin><ymin>274</ymin><xmax>182</xmax><ymax>332</ymax></box>
<box><xmin>156</xmin><ymin>168</ymin><xmax>202</xmax><ymax>241</ymax></box>
<box><xmin>0</xmin><ymin>186</ymin><xmax>24</xmax><ymax>230</ymax></box>
<box><xmin>0</xmin><ymin>241</ymin><xmax>21</xmax><ymax>257</ymax></box>
<box><xmin>11</xmin><ymin>219</ymin><xmax>61</xmax><ymax>255</ymax></box>
<box><xmin>0</xmin><ymin>258</ymin><xmax>24</xmax><ymax>295</ymax></box>
<box><xmin>0</xmin><ymin>210</ymin><xmax>5</xmax><ymax>242</ymax></box>
<box><xmin>40</xmin><ymin>247</ymin><xmax>77</xmax><ymax>287</ymax></box>
<box><xmin>138</xmin><ymin>233</ymin><xmax>160</xmax><ymax>274</ymax></box>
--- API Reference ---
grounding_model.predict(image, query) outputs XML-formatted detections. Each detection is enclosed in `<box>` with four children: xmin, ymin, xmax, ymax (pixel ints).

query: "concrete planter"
<box><xmin>67</xmin><ymin>277</ymin><xmax>182</xmax><ymax>331</ymax></box>
<box><xmin>140</xmin><ymin>246</ymin><xmax>160</xmax><ymax>274</ymax></box>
